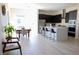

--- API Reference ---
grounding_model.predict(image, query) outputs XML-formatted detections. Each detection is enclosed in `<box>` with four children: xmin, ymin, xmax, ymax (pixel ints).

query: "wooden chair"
<box><xmin>21</xmin><ymin>27</ymin><xmax>27</xmax><ymax>36</ymax></box>
<box><xmin>2</xmin><ymin>37</ymin><xmax>22</xmax><ymax>55</ymax></box>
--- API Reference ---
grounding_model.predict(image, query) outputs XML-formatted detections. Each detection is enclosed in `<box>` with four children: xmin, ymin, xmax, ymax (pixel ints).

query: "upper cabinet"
<box><xmin>51</xmin><ymin>14</ymin><xmax>62</xmax><ymax>23</ymax></box>
<box><xmin>66</xmin><ymin>10</ymin><xmax>77</xmax><ymax>23</ymax></box>
<box><xmin>69</xmin><ymin>10</ymin><xmax>77</xmax><ymax>20</ymax></box>
<box><xmin>39</xmin><ymin>14</ymin><xmax>62</xmax><ymax>23</ymax></box>
<box><xmin>39</xmin><ymin>14</ymin><xmax>47</xmax><ymax>19</ymax></box>
<box><xmin>65</xmin><ymin>13</ymin><xmax>69</xmax><ymax>23</ymax></box>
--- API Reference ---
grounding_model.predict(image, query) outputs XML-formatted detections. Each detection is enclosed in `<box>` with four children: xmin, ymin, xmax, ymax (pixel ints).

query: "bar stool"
<box><xmin>45</xmin><ymin>28</ymin><xmax>51</xmax><ymax>37</ymax></box>
<box><xmin>50</xmin><ymin>29</ymin><xmax>56</xmax><ymax>39</ymax></box>
<box><xmin>42</xmin><ymin>27</ymin><xmax>45</xmax><ymax>36</ymax></box>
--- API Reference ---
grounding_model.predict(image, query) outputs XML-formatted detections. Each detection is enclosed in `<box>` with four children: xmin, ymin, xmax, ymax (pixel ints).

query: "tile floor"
<box><xmin>3</xmin><ymin>34</ymin><xmax>79</xmax><ymax>55</ymax></box>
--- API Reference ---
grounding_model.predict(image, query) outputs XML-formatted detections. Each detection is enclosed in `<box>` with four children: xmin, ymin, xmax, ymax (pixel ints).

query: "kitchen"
<box><xmin>38</xmin><ymin>4</ymin><xmax>77</xmax><ymax>40</ymax></box>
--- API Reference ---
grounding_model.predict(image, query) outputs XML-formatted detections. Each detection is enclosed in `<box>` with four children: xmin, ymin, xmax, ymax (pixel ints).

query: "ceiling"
<box><xmin>35</xmin><ymin>3</ymin><xmax>77</xmax><ymax>11</ymax></box>
<box><xmin>8</xmin><ymin>3</ymin><xmax>77</xmax><ymax>11</ymax></box>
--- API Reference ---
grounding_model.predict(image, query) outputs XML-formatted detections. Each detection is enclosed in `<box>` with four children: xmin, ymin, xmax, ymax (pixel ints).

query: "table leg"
<box><xmin>28</xmin><ymin>31</ymin><xmax>30</xmax><ymax>37</ymax></box>
<box><xmin>18</xmin><ymin>31</ymin><xmax>20</xmax><ymax>38</ymax></box>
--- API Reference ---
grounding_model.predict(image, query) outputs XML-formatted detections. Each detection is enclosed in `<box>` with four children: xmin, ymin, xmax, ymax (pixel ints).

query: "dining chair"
<box><xmin>21</xmin><ymin>27</ymin><xmax>28</xmax><ymax>37</ymax></box>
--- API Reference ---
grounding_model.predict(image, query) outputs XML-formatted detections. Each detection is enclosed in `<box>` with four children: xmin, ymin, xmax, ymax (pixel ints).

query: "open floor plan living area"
<box><xmin>0</xmin><ymin>3</ymin><xmax>79</xmax><ymax>55</ymax></box>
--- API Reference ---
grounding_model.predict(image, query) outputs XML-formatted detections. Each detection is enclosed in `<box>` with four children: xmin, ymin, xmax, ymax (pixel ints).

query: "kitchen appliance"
<box><xmin>68</xmin><ymin>20</ymin><xmax>76</xmax><ymax>37</ymax></box>
<box><xmin>68</xmin><ymin>20</ymin><xmax>76</xmax><ymax>27</ymax></box>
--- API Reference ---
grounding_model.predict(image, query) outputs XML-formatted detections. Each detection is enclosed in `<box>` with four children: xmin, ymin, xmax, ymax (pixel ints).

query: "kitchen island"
<box><xmin>40</xmin><ymin>26</ymin><xmax>68</xmax><ymax>40</ymax></box>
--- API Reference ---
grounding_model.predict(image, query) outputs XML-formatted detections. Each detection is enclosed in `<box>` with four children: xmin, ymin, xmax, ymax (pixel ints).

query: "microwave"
<box><xmin>68</xmin><ymin>20</ymin><xmax>76</xmax><ymax>27</ymax></box>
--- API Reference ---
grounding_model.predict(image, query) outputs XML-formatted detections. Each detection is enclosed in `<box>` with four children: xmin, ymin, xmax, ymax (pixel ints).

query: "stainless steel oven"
<box><xmin>68</xmin><ymin>20</ymin><xmax>76</xmax><ymax>37</ymax></box>
<box><xmin>68</xmin><ymin>20</ymin><xmax>76</xmax><ymax>28</ymax></box>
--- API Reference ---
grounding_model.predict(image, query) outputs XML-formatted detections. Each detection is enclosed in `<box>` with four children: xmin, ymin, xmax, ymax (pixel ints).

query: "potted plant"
<box><xmin>4</xmin><ymin>23</ymin><xmax>14</xmax><ymax>41</ymax></box>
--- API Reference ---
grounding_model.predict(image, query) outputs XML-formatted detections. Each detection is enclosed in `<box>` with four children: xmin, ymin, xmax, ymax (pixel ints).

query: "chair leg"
<box><xmin>19</xmin><ymin>47</ymin><xmax>22</xmax><ymax>55</ymax></box>
<box><xmin>50</xmin><ymin>33</ymin><xmax>55</xmax><ymax>39</ymax></box>
<box><xmin>17</xmin><ymin>42</ymin><xmax>22</xmax><ymax>55</ymax></box>
<box><xmin>3</xmin><ymin>44</ymin><xmax>6</xmax><ymax>53</ymax></box>
<box><xmin>54</xmin><ymin>33</ymin><xmax>55</xmax><ymax>39</ymax></box>
<box><xmin>17</xmin><ymin>38</ymin><xmax>19</xmax><ymax>41</ymax></box>
<box><xmin>54</xmin><ymin>33</ymin><xmax>56</xmax><ymax>40</ymax></box>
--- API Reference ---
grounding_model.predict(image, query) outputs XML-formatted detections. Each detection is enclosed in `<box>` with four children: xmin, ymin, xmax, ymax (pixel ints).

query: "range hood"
<box><xmin>61</xmin><ymin>9</ymin><xmax>66</xmax><ymax>25</ymax></box>
<box><xmin>62</xmin><ymin>9</ymin><xmax>66</xmax><ymax>19</ymax></box>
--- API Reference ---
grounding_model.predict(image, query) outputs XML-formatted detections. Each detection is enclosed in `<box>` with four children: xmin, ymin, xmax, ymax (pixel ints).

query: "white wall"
<box><xmin>38</xmin><ymin>19</ymin><xmax>45</xmax><ymax>26</ymax></box>
<box><xmin>76</xmin><ymin>4</ymin><xmax>79</xmax><ymax>39</ymax></box>
<box><xmin>0</xmin><ymin>4</ymin><xmax>9</xmax><ymax>54</ymax></box>
<box><xmin>38</xmin><ymin>19</ymin><xmax>45</xmax><ymax>33</ymax></box>
<box><xmin>0</xmin><ymin>14</ymin><xmax>3</xmax><ymax>54</ymax></box>
<box><xmin>39</xmin><ymin>10</ymin><xmax>55</xmax><ymax>15</ymax></box>
<box><xmin>0</xmin><ymin>14</ymin><xmax>8</xmax><ymax>54</ymax></box>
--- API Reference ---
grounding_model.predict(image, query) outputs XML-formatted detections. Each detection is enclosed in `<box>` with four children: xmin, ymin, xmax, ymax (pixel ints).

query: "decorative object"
<box><xmin>2</xmin><ymin>5</ymin><xmax>6</xmax><ymax>15</ymax></box>
<box><xmin>4</xmin><ymin>23</ymin><xmax>14</xmax><ymax>41</ymax></box>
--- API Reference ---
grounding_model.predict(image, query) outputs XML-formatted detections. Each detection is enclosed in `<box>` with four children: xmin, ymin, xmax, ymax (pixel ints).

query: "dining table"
<box><xmin>16</xmin><ymin>29</ymin><xmax>31</xmax><ymax>38</ymax></box>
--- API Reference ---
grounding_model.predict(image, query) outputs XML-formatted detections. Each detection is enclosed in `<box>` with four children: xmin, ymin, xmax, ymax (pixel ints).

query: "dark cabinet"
<box><xmin>65</xmin><ymin>10</ymin><xmax>77</xmax><ymax>23</ymax></box>
<box><xmin>68</xmin><ymin>32</ymin><xmax>75</xmax><ymax>37</ymax></box>
<box><xmin>65</xmin><ymin>13</ymin><xmax>69</xmax><ymax>23</ymax></box>
<box><xmin>68</xmin><ymin>27</ymin><xmax>76</xmax><ymax>32</ymax></box>
<box><xmin>52</xmin><ymin>14</ymin><xmax>62</xmax><ymax>23</ymax></box>
<box><xmin>55</xmin><ymin>14</ymin><xmax>62</xmax><ymax>23</ymax></box>
<box><xmin>73</xmin><ymin>10</ymin><xmax>77</xmax><ymax>19</ymax></box>
<box><xmin>39</xmin><ymin>14</ymin><xmax>47</xmax><ymax>19</ymax></box>
<box><xmin>69</xmin><ymin>11</ymin><xmax>73</xmax><ymax>20</ymax></box>
<box><xmin>39</xmin><ymin>14</ymin><xmax>62</xmax><ymax>23</ymax></box>
<box><xmin>46</xmin><ymin>15</ymin><xmax>52</xmax><ymax>23</ymax></box>
<box><xmin>46</xmin><ymin>14</ymin><xmax>62</xmax><ymax>23</ymax></box>
<box><xmin>68</xmin><ymin>27</ymin><xmax>76</xmax><ymax>37</ymax></box>
<box><xmin>69</xmin><ymin>10</ymin><xmax>77</xmax><ymax>20</ymax></box>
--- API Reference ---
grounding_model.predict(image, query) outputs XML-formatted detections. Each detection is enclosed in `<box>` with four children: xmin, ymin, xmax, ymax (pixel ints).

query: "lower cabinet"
<box><xmin>68</xmin><ymin>32</ymin><xmax>75</xmax><ymax>37</ymax></box>
<box><xmin>68</xmin><ymin>27</ymin><xmax>76</xmax><ymax>37</ymax></box>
